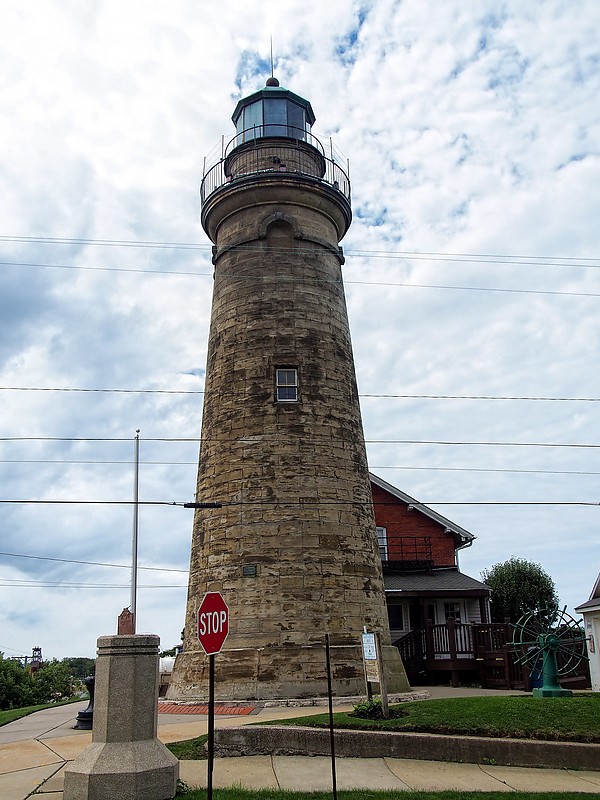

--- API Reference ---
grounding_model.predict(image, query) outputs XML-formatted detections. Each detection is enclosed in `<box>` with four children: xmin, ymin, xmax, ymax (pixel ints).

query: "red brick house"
<box><xmin>370</xmin><ymin>474</ymin><xmax>491</xmax><ymax>642</ymax></box>
<box><xmin>371</xmin><ymin>476</ymin><xmax>590</xmax><ymax>689</ymax></box>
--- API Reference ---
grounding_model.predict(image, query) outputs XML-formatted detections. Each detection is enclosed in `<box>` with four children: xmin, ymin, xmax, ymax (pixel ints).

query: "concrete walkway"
<box><xmin>0</xmin><ymin>691</ymin><xmax>599</xmax><ymax>798</ymax></box>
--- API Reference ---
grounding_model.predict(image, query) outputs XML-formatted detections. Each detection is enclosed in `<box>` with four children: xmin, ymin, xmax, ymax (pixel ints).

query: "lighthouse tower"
<box><xmin>168</xmin><ymin>78</ymin><xmax>408</xmax><ymax>700</ymax></box>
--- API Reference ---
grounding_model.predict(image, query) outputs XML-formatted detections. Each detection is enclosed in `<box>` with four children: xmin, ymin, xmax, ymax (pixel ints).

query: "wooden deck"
<box><xmin>395</xmin><ymin>619</ymin><xmax>591</xmax><ymax>689</ymax></box>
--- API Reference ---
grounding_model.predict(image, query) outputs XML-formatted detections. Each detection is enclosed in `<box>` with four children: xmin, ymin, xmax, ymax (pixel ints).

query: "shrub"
<box><xmin>351</xmin><ymin>698</ymin><xmax>406</xmax><ymax>720</ymax></box>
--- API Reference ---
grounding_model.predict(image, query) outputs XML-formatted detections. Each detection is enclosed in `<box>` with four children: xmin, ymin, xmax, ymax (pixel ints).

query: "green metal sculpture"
<box><xmin>511</xmin><ymin>605</ymin><xmax>588</xmax><ymax>697</ymax></box>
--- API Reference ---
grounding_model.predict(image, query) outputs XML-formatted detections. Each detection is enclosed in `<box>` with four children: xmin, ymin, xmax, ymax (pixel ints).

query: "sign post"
<box><xmin>361</xmin><ymin>629</ymin><xmax>389</xmax><ymax>717</ymax></box>
<box><xmin>324</xmin><ymin>634</ymin><xmax>338</xmax><ymax>800</ymax></box>
<box><xmin>197</xmin><ymin>592</ymin><xmax>229</xmax><ymax>800</ymax></box>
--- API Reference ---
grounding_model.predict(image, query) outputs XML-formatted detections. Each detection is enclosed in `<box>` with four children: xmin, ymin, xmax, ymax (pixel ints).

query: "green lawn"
<box><xmin>260</xmin><ymin>694</ymin><xmax>600</xmax><ymax>743</ymax></box>
<box><xmin>169</xmin><ymin>733</ymin><xmax>209</xmax><ymax>760</ymax></box>
<box><xmin>176</xmin><ymin>790</ymin><xmax>599</xmax><ymax>800</ymax></box>
<box><xmin>0</xmin><ymin>698</ymin><xmax>82</xmax><ymax>727</ymax></box>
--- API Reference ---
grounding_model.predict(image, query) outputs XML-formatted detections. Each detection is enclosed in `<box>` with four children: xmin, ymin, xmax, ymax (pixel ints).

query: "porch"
<box><xmin>395</xmin><ymin>619</ymin><xmax>591</xmax><ymax>690</ymax></box>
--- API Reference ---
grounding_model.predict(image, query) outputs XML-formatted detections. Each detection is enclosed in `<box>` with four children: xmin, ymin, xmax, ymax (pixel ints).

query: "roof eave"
<box><xmin>370</xmin><ymin>472</ymin><xmax>476</xmax><ymax>544</ymax></box>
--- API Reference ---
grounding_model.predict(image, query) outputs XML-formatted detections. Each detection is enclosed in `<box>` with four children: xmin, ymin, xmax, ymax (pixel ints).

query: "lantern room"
<box><xmin>231</xmin><ymin>77</ymin><xmax>316</xmax><ymax>143</ymax></box>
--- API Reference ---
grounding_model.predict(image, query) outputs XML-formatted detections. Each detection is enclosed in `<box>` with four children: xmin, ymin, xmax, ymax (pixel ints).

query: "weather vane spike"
<box><xmin>270</xmin><ymin>36</ymin><xmax>274</xmax><ymax>77</ymax></box>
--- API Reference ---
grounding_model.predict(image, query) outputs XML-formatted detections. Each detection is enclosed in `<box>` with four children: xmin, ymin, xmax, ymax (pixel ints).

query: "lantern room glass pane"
<box><xmin>287</xmin><ymin>102</ymin><xmax>305</xmax><ymax>138</ymax></box>
<box><xmin>240</xmin><ymin>100</ymin><xmax>262</xmax><ymax>141</ymax></box>
<box><xmin>264</xmin><ymin>98</ymin><xmax>287</xmax><ymax>137</ymax></box>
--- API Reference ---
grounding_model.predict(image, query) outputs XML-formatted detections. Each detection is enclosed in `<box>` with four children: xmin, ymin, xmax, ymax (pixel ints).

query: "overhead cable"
<box><xmin>0</xmin><ymin>234</ymin><xmax>598</xmax><ymax>267</ymax></box>
<box><xmin>0</xmin><ymin>550</ymin><xmax>188</xmax><ymax>572</ymax></box>
<box><xmin>0</xmin><ymin>459</ymin><xmax>597</xmax><ymax>476</ymax></box>
<box><xmin>0</xmin><ymin>436</ymin><xmax>598</xmax><ymax>447</ymax></box>
<box><xmin>1</xmin><ymin>386</ymin><xmax>599</xmax><ymax>402</ymax></box>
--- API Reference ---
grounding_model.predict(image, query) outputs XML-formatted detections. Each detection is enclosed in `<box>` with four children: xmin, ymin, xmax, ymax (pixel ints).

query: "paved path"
<box><xmin>1</xmin><ymin>690</ymin><xmax>599</xmax><ymax>798</ymax></box>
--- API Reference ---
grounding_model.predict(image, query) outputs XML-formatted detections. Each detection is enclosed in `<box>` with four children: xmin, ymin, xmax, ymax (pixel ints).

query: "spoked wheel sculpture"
<box><xmin>511</xmin><ymin>605</ymin><xmax>588</xmax><ymax>697</ymax></box>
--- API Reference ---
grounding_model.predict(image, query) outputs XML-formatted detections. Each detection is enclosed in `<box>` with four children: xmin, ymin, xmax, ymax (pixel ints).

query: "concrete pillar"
<box><xmin>63</xmin><ymin>634</ymin><xmax>178</xmax><ymax>800</ymax></box>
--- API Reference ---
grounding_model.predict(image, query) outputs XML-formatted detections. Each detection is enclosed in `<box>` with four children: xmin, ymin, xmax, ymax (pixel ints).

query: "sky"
<box><xmin>0</xmin><ymin>0</ymin><xmax>599</xmax><ymax>661</ymax></box>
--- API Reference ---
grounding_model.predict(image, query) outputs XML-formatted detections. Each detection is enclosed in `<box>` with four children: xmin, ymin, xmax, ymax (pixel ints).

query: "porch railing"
<box><xmin>395</xmin><ymin>620</ymin><xmax>590</xmax><ymax>689</ymax></box>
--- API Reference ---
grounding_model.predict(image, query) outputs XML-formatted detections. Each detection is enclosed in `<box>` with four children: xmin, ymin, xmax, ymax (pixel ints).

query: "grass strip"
<box><xmin>169</xmin><ymin>733</ymin><xmax>209</xmax><ymax>760</ymax></box>
<box><xmin>259</xmin><ymin>694</ymin><xmax>600</xmax><ymax>743</ymax></box>
<box><xmin>0</xmin><ymin>698</ymin><xmax>82</xmax><ymax>727</ymax></box>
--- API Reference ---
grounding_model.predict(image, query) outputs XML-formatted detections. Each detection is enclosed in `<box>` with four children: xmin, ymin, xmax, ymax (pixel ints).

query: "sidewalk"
<box><xmin>0</xmin><ymin>692</ymin><xmax>599</xmax><ymax>798</ymax></box>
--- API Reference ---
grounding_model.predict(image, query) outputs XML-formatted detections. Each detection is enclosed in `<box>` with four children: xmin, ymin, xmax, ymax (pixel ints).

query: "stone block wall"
<box><xmin>168</xmin><ymin>147</ymin><xmax>409</xmax><ymax>701</ymax></box>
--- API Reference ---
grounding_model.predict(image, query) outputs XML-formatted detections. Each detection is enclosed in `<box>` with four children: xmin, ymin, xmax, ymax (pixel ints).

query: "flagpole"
<box><xmin>130</xmin><ymin>429</ymin><xmax>140</xmax><ymax>632</ymax></box>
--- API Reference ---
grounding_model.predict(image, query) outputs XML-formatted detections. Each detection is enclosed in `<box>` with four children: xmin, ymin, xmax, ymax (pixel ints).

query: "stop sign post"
<box><xmin>197</xmin><ymin>592</ymin><xmax>228</xmax><ymax>800</ymax></box>
<box><xmin>197</xmin><ymin>592</ymin><xmax>229</xmax><ymax>654</ymax></box>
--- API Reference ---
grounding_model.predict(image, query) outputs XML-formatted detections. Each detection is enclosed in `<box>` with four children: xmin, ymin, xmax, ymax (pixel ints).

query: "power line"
<box><xmin>0</xmin><ymin>499</ymin><xmax>597</xmax><ymax>507</ymax></box>
<box><xmin>1</xmin><ymin>234</ymin><xmax>598</xmax><ymax>266</ymax></box>
<box><xmin>0</xmin><ymin>260</ymin><xmax>212</xmax><ymax>277</ymax></box>
<box><xmin>0</xmin><ymin>551</ymin><xmax>188</xmax><ymax>572</ymax></box>
<box><xmin>362</xmin><ymin>394</ymin><xmax>600</xmax><ymax>402</ymax></box>
<box><xmin>0</xmin><ymin>499</ymin><xmax>184</xmax><ymax>505</ymax></box>
<box><xmin>1</xmin><ymin>436</ymin><xmax>598</xmax><ymax>448</ymax></box>
<box><xmin>2</xmin><ymin>259</ymin><xmax>599</xmax><ymax>298</ymax></box>
<box><xmin>370</xmin><ymin>466</ymin><xmax>600</xmax><ymax>476</ymax></box>
<box><xmin>0</xmin><ymin>644</ymin><xmax>30</xmax><ymax>656</ymax></box>
<box><xmin>1</xmin><ymin>386</ymin><xmax>599</xmax><ymax>402</ymax></box>
<box><xmin>0</xmin><ymin>386</ymin><xmax>203</xmax><ymax>395</ymax></box>
<box><xmin>1</xmin><ymin>459</ymin><xmax>597</xmax><ymax>476</ymax></box>
<box><xmin>0</xmin><ymin>580</ymin><xmax>186</xmax><ymax>589</ymax></box>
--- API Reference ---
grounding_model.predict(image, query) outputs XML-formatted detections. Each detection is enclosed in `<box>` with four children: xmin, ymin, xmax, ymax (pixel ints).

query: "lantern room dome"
<box><xmin>231</xmin><ymin>78</ymin><xmax>316</xmax><ymax>143</ymax></box>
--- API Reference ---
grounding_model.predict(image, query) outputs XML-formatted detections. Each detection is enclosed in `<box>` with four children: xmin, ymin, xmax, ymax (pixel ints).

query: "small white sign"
<box><xmin>362</xmin><ymin>632</ymin><xmax>377</xmax><ymax>661</ymax></box>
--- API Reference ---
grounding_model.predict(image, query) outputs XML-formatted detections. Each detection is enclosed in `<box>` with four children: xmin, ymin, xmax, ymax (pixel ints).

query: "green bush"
<box><xmin>351</xmin><ymin>698</ymin><xmax>406</xmax><ymax>720</ymax></box>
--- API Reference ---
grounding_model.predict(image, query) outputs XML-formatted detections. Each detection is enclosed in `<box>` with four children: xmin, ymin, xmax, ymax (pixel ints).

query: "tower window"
<box><xmin>275</xmin><ymin>368</ymin><xmax>298</xmax><ymax>402</ymax></box>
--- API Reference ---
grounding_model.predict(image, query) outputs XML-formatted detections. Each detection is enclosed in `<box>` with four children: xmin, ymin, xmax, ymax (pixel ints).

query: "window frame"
<box><xmin>376</xmin><ymin>526</ymin><xmax>388</xmax><ymax>560</ymax></box>
<box><xmin>444</xmin><ymin>601</ymin><xmax>462</xmax><ymax>623</ymax></box>
<box><xmin>275</xmin><ymin>367</ymin><xmax>299</xmax><ymax>403</ymax></box>
<box><xmin>387</xmin><ymin>603</ymin><xmax>405</xmax><ymax>632</ymax></box>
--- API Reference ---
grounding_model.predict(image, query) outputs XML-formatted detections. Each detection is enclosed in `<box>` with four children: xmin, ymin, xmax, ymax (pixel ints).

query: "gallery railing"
<box><xmin>201</xmin><ymin>127</ymin><xmax>351</xmax><ymax>205</ymax></box>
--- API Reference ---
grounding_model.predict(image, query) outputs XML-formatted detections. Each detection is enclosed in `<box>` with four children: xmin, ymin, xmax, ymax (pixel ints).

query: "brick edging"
<box><xmin>158</xmin><ymin>703</ymin><xmax>256</xmax><ymax>715</ymax></box>
<box><xmin>214</xmin><ymin>725</ymin><xmax>600</xmax><ymax>771</ymax></box>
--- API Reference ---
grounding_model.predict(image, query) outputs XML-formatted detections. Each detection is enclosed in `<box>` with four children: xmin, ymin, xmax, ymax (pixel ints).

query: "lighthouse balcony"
<box><xmin>201</xmin><ymin>127</ymin><xmax>351</xmax><ymax>206</ymax></box>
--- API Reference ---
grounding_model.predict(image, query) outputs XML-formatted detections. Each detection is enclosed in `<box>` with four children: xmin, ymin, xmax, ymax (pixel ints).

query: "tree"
<box><xmin>481</xmin><ymin>556</ymin><xmax>559</xmax><ymax>623</ymax></box>
<box><xmin>0</xmin><ymin>656</ymin><xmax>78</xmax><ymax>710</ymax></box>
<box><xmin>32</xmin><ymin>660</ymin><xmax>75</xmax><ymax>703</ymax></box>
<box><xmin>0</xmin><ymin>657</ymin><xmax>36</xmax><ymax>710</ymax></box>
<box><xmin>61</xmin><ymin>657</ymin><xmax>95</xmax><ymax>679</ymax></box>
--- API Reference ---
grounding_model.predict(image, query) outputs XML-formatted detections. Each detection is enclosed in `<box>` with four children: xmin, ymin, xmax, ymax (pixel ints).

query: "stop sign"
<box><xmin>197</xmin><ymin>592</ymin><xmax>229</xmax><ymax>655</ymax></box>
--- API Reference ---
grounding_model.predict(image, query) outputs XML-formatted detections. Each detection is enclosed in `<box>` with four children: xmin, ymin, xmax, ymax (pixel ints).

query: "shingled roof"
<box><xmin>575</xmin><ymin>573</ymin><xmax>600</xmax><ymax>613</ymax></box>
<box><xmin>384</xmin><ymin>568</ymin><xmax>490</xmax><ymax>594</ymax></box>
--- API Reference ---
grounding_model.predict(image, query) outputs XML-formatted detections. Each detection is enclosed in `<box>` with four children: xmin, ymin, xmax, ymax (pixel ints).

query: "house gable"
<box><xmin>370</xmin><ymin>473</ymin><xmax>475</xmax><ymax>570</ymax></box>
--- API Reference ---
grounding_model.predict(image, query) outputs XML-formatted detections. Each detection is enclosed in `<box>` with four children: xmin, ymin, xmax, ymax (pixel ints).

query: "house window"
<box><xmin>444</xmin><ymin>602</ymin><xmax>462</xmax><ymax>623</ymax></box>
<box><xmin>387</xmin><ymin>603</ymin><xmax>404</xmax><ymax>631</ymax></box>
<box><xmin>275</xmin><ymin>368</ymin><xmax>298</xmax><ymax>402</ymax></box>
<box><xmin>376</xmin><ymin>526</ymin><xmax>388</xmax><ymax>560</ymax></box>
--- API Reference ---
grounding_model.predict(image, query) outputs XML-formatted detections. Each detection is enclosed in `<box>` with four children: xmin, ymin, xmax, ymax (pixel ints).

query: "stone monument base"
<box><xmin>63</xmin><ymin>634</ymin><xmax>178</xmax><ymax>800</ymax></box>
<box><xmin>167</xmin><ymin>642</ymin><xmax>409</xmax><ymax>701</ymax></box>
<box><xmin>63</xmin><ymin>740</ymin><xmax>178</xmax><ymax>799</ymax></box>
